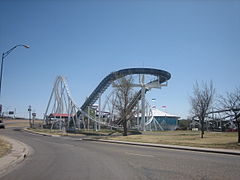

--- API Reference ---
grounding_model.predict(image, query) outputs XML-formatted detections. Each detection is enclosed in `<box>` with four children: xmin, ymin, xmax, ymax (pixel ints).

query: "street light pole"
<box><xmin>28</xmin><ymin>105</ymin><xmax>32</xmax><ymax>128</ymax></box>
<box><xmin>0</xmin><ymin>53</ymin><xmax>6</xmax><ymax>97</ymax></box>
<box><xmin>0</xmin><ymin>44</ymin><xmax>29</xmax><ymax>97</ymax></box>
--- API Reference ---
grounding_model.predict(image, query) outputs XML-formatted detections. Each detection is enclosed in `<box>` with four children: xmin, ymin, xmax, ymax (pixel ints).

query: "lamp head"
<box><xmin>23</xmin><ymin>45</ymin><xmax>30</xmax><ymax>48</ymax></box>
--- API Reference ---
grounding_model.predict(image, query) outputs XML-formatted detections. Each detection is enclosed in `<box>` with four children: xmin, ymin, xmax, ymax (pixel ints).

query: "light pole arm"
<box><xmin>2</xmin><ymin>44</ymin><xmax>29</xmax><ymax>59</ymax></box>
<box><xmin>2</xmin><ymin>45</ymin><xmax>18</xmax><ymax>58</ymax></box>
<box><xmin>0</xmin><ymin>44</ymin><xmax>29</xmax><ymax>97</ymax></box>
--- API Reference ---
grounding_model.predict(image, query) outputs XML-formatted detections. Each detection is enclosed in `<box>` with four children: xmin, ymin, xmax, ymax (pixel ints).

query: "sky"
<box><xmin>0</xmin><ymin>0</ymin><xmax>240</xmax><ymax>119</ymax></box>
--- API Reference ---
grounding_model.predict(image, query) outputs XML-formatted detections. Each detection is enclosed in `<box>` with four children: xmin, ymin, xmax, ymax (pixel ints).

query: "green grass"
<box><xmin>0</xmin><ymin>137</ymin><xmax>11</xmax><ymax>158</ymax></box>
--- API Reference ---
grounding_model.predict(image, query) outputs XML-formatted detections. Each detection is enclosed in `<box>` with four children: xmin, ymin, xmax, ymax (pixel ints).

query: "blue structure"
<box><xmin>152</xmin><ymin>108</ymin><xmax>180</xmax><ymax>130</ymax></box>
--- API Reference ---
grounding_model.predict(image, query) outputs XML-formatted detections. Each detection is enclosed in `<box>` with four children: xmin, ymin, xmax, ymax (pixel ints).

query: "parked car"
<box><xmin>0</xmin><ymin>119</ymin><xmax>5</xmax><ymax>129</ymax></box>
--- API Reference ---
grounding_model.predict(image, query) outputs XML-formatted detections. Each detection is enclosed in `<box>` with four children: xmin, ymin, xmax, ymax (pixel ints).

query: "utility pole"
<box><xmin>32</xmin><ymin>112</ymin><xmax>36</xmax><ymax>128</ymax></box>
<box><xmin>0</xmin><ymin>104</ymin><xmax>2</xmax><ymax>117</ymax></box>
<box><xmin>28</xmin><ymin>105</ymin><xmax>32</xmax><ymax>128</ymax></box>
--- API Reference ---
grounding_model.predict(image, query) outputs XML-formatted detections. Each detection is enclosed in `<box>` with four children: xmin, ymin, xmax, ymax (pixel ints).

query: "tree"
<box><xmin>219</xmin><ymin>87</ymin><xmax>240</xmax><ymax>143</ymax></box>
<box><xmin>112</xmin><ymin>76</ymin><xmax>136</xmax><ymax>136</ymax></box>
<box><xmin>190</xmin><ymin>81</ymin><xmax>215</xmax><ymax>138</ymax></box>
<box><xmin>178</xmin><ymin>118</ymin><xmax>191</xmax><ymax>130</ymax></box>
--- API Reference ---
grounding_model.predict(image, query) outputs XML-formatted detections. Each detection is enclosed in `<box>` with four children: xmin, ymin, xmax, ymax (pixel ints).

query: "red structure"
<box><xmin>49</xmin><ymin>113</ymin><xmax>72</xmax><ymax>118</ymax></box>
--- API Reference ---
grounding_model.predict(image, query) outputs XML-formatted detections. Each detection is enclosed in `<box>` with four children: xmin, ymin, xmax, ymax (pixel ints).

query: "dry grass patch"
<box><xmin>28</xmin><ymin>128</ymin><xmax>87</xmax><ymax>137</ymax></box>
<box><xmin>6</xmin><ymin>122</ymin><xmax>29</xmax><ymax>128</ymax></box>
<box><xmin>0</xmin><ymin>137</ymin><xmax>11</xmax><ymax>157</ymax></box>
<box><xmin>27</xmin><ymin>128</ymin><xmax>68</xmax><ymax>136</ymax></box>
<box><xmin>104</xmin><ymin>131</ymin><xmax>240</xmax><ymax>150</ymax></box>
<box><xmin>29</xmin><ymin>128</ymin><xmax>118</xmax><ymax>137</ymax></box>
<box><xmin>4</xmin><ymin>119</ymin><xmax>43</xmax><ymax>128</ymax></box>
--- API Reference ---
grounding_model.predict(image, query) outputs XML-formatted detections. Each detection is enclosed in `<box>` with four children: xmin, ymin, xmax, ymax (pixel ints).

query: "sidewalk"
<box><xmin>24</xmin><ymin>128</ymin><xmax>240</xmax><ymax>156</ymax></box>
<box><xmin>0</xmin><ymin>136</ymin><xmax>31</xmax><ymax>178</ymax></box>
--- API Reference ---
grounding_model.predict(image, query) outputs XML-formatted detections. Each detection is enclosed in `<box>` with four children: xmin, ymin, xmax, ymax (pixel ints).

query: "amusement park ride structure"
<box><xmin>44</xmin><ymin>68</ymin><xmax>171</xmax><ymax>131</ymax></box>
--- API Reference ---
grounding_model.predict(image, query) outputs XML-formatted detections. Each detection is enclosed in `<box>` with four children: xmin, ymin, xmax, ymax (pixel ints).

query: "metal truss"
<box><xmin>44</xmin><ymin>68</ymin><xmax>171</xmax><ymax>131</ymax></box>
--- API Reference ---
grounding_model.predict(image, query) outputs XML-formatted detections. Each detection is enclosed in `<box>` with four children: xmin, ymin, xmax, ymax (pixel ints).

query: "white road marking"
<box><xmin>125</xmin><ymin>152</ymin><xmax>154</xmax><ymax>157</ymax></box>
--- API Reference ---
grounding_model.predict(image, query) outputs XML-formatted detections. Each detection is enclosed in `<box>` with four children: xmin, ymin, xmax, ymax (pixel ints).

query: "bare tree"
<box><xmin>190</xmin><ymin>81</ymin><xmax>215</xmax><ymax>138</ymax></box>
<box><xmin>112</xmin><ymin>76</ymin><xmax>136</xmax><ymax>136</ymax></box>
<box><xmin>219</xmin><ymin>87</ymin><xmax>240</xmax><ymax>143</ymax></box>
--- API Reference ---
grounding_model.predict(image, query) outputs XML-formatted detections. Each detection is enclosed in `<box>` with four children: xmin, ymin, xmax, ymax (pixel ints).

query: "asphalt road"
<box><xmin>1</xmin><ymin>128</ymin><xmax>240</xmax><ymax>180</ymax></box>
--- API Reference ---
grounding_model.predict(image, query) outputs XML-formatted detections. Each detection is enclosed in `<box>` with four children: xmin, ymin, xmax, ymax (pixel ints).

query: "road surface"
<box><xmin>1</xmin><ymin>128</ymin><xmax>240</xmax><ymax>180</ymax></box>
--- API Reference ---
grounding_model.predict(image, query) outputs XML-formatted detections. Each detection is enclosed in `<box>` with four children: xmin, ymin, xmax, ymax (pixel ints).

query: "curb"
<box><xmin>83</xmin><ymin>138</ymin><xmax>240</xmax><ymax>156</ymax></box>
<box><xmin>0</xmin><ymin>136</ymin><xmax>31</xmax><ymax>177</ymax></box>
<box><xmin>23</xmin><ymin>128</ymin><xmax>86</xmax><ymax>139</ymax></box>
<box><xmin>23</xmin><ymin>128</ymin><xmax>240</xmax><ymax>156</ymax></box>
<box><xmin>23</xmin><ymin>128</ymin><xmax>60</xmax><ymax>137</ymax></box>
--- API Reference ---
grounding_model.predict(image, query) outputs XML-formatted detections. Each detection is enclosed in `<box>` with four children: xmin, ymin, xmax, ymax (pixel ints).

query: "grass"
<box><xmin>27</xmin><ymin>128</ymin><xmax>72</xmax><ymax>136</ymax></box>
<box><xmin>29</xmin><ymin>127</ymin><xmax>141</xmax><ymax>137</ymax></box>
<box><xmin>28</xmin><ymin>127</ymin><xmax>240</xmax><ymax>150</ymax></box>
<box><xmin>3</xmin><ymin>119</ymin><xmax>43</xmax><ymax>128</ymax></box>
<box><xmin>0</xmin><ymin>137</ymin><xmax>11</xmax><ymax>158</ymax></box>
<box><xmin>103</xmin><ymin>131</ymin><xmax>240</xmax><ymax>150</ymax></box>
<box><xmin>28</xmin><ymin>128</ymin><xmax>121</xmax><ymax>136</ymax></box>
<box><xmin>6</xmin><ymin>122</ymin><xmax>30</xmax><ymax>128</ymax></box>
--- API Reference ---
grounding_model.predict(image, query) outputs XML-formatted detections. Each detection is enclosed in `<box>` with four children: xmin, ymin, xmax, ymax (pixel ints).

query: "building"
<box><xmin>150</xmin><ymin>108</ymin><xmax>180</xmax><ymax>130</ymax></box>
<box><xmin>136</xmin><ymin>108</ymin><xmax>180</xmax><ymax>131</ymax></box>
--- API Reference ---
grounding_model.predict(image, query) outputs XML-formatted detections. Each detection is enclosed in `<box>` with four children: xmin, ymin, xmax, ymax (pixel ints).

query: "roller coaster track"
<box><xmin>192</xmin><ymin>108</ymin><xmax>240</xmax><ymax>120</ymax></box>
<box><xmin>45</xmin><ymin>68</ymin><xmax>171</xmax><ymax>129</ymax></box>
<box><xmin>79</xmin><ymin>68</ymin><xmax>171</xmax><ymax>115</ymax></box>
<box><xmin>115</xmin><ymin>77</ymin><xmax>168</xmax><ymax>125</ymax></box>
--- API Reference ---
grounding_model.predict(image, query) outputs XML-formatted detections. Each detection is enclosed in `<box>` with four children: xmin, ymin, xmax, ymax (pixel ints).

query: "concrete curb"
<box><xmin>83</xmin><ymin>138</ymin><xmax>240</xmax><ymax>156</ymax></box>
<box><xmin>23</xmin><ymin>128</ymin><xmax>60</xmax><ymax>137</ymax></box>
<box><xmin>23</xmin><ymin>128</ymin><xmax>86</xmax><ymax>139</ymax></box>
<box><xmin>0</xmin><ymin>136</ymin><xmax>31</xmax><ymax>177</ymax></box>
<box><xmin>23</xmin><ymin>128</ymin><xmax>240</xmax><ymax>156</ymax></box>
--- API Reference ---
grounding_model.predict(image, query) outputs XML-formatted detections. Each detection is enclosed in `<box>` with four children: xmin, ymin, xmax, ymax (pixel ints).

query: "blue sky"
<box><xmin>0</xmin><ymin>0</ymin><xmax>239</xmax><ymax>119</ymax></box>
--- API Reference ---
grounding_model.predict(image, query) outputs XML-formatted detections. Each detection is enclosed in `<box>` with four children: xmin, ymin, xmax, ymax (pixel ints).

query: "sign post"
<box><xmin>28</xmin><ymin>105</ymin><xmax>32</xmax><ymax>128</ymax></box>
<box><xmin>0</xmin><ymin>104</ymin><xmax>2</xmax><ymax>116</ymax></box>
<box><xmin>32</xmin><ymin>112</ymin><xmax>36</xmax><ymax>128</ymax></box>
